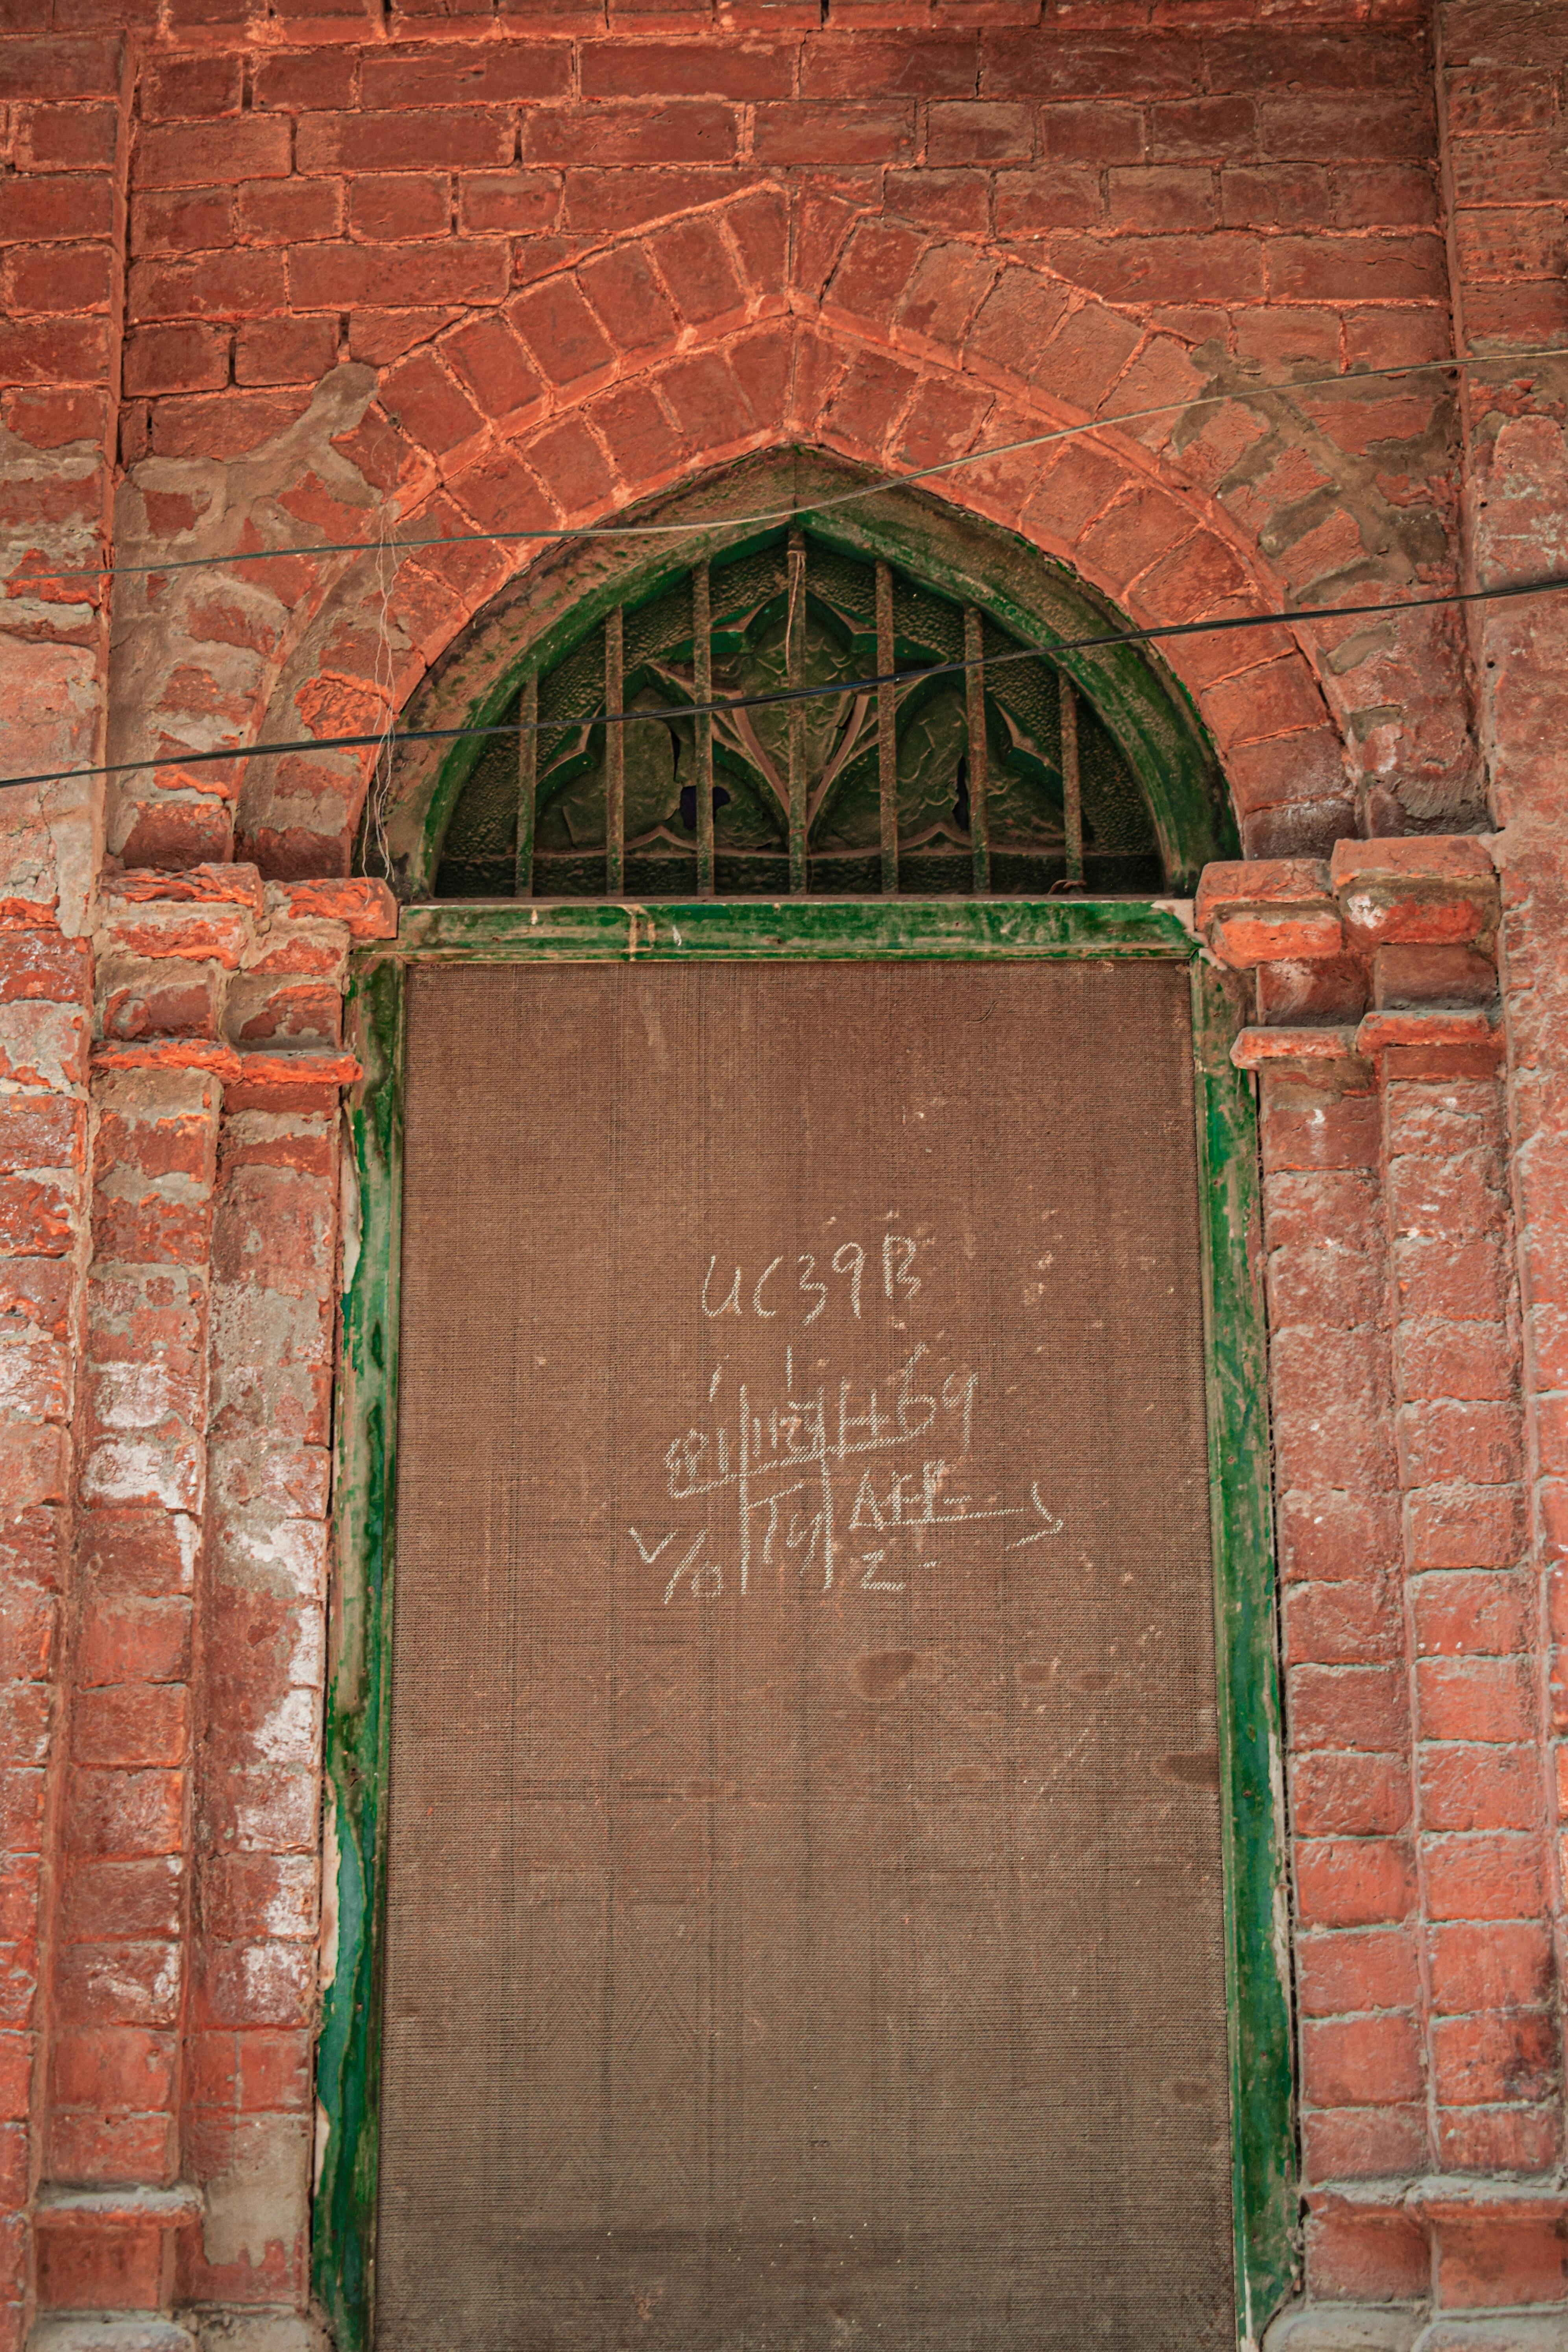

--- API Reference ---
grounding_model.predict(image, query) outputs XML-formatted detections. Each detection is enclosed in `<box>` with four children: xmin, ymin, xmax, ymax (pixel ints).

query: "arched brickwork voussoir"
<box><xmin>221</xmin><ymin>278</ymin><xmax>1377</xmax><ymax>880</ymax></box>
<box><xmin>233</xmin><ymin>353</ymin><xmax>1363</xmax><ymax>884</ymax></box>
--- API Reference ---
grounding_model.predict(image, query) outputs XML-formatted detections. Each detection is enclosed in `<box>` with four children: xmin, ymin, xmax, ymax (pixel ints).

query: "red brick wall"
<box><xmin>94</xmin><ymin>0</ymin><xmax>1475</xmax><ymax>876</ymax></box>
<box><xmin>2</xmin><ymin>3</ymin><xmax>1566</xmax><ymax>2346</ymax></box>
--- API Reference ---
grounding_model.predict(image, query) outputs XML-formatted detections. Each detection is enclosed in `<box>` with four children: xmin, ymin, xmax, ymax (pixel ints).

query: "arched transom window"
<box><xmin>436</xmin><ymin>527</ymin><xmax>1163</xmax><ymax>901</ymax></box>
<box><xmin>381</xmin><ymin>455</ymin><xmax>1232</xmax><ymax>903</ymax></box>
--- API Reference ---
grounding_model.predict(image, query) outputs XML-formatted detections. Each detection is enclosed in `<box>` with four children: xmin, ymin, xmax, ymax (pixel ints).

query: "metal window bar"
<box><xmin>963</xmin><ymin>606</ymin><xmax>990</xmax><ymax>897</ymax></box>
<box><xmin>605</xmin><ymin>605</ymin><xmax>625</xmax><ymax>898</ymax></box>
<box><xmin>1060</xmin><ymin>675</ymin><xmax>1083</xmax><ymax>890</ymax></box>
<box><xmin>514</xmin><ymin>672</ymin><xmax>537</xmax><ymax>900</ymax></box>
<box><xmin>876</xmin><ymin>562</ymin><xmax>899</xmax><ymax>897</ymax></box>
<box><xmin>786</xmin><ymin>528</ymin><xmax>807</xmax><ymax>895</ymax></box>
<box><xmin>694</xmin><ymin>563</ymin><xmax>715</xmax><ymax>899</ymax></box>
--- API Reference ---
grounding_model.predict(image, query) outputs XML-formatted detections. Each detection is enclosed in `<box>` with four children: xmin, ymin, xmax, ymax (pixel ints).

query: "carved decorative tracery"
<box><xmin>433</xmin><ymin>526</ymin><xmax>1163</xmax><ymax>900</ymax></box>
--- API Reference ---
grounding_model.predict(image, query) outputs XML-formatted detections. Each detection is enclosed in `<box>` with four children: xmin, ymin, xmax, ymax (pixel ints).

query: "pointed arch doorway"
<box><xmin>316</xmin><ymin>455</ymin><xmax>1294</xmax><ymax>2352</ymax></box>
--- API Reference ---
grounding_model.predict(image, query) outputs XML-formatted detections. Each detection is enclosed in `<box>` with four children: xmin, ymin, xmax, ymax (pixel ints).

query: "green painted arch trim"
<box><xmin>374</xmin><ymin>449</ymin><xmax>1237</xmax><ymax>900</ymax></box>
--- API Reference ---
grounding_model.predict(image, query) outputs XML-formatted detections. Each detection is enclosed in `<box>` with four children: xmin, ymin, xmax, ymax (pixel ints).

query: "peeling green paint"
<box><xmin>316</xmin><ymin>958</ymin><xmax>403</xmax><ymax>2352</ymax></box>
<box><xmin>1191</xmin><ymin>957</ymin><xmax>1299</xmax><ymax>2343</ymax></box>
<box><xmin>314</xmin><ymin>900</ymin><xmax>1294</xmax><ymax>2352</ymax></box>
<box><xmin>395</xmin><ymin>893</ymin><xmax>1202</xmax><ymax>963</ymax></box>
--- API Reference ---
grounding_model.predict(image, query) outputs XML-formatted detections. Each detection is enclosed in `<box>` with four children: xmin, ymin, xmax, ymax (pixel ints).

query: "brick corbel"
<box><xmin>1195</xmin><ymin>839</ymin><xmax>1503</xmax><ymax>1082</ymax></box>
<box><xmin>1330</xmin><ymin>839</ymin><xmax>1498</xmax><ymax>958</ymax></box>
<box><xmin>1193</xmin><ymin>857</ymin><xmax>1345</xmax><ymax>969</ymax></box>
<box><xmin>91</xmin><ymin>865</ymin><xmax>397</xmax><ymax>1096</ymax></box>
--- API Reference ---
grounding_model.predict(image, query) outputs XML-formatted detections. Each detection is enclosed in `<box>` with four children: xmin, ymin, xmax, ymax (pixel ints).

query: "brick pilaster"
<box><xmin>1204</xmin><ymin>839</ymin><xmax>1568</xmax><ymax>2322</ymax></box>
<box><xmin>35</xmin><ymin>1068</ymin><xmax>219</xmax><ymax>2317</ymax></box>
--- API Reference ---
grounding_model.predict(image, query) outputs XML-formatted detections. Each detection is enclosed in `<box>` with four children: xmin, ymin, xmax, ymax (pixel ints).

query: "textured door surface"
<box><xmin>379</xmin><ymin>960</ymin><xmax>1234</xmax><ymax>2352</ymax></box>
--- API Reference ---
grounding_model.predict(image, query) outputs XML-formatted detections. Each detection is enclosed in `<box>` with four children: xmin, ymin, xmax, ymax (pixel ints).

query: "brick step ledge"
<box><xmin>89</xmin><ymin>1041</ymin><xmax>362</xmax><ymax>1087</ymax></box>
<box><xmin>29</xmin><ymin>2308</ymin><xmax>321</xmax><ymax>2352</ymax></box>
<box><xmin>1267</xmin><ymin>2307</ymin><xmax>1568</xmax><ymax>2352</ymax></box>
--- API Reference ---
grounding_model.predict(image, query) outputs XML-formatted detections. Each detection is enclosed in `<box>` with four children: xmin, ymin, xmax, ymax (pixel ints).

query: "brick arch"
<box><xmin>233</xmin><ymin>369</ymin><xmax>1357</xmax><ymax>877</ymax></box>
<box><xmin>118</xmin><ymin>201</ymin><xmax>1399</xmax><ymax>876</ymax></box>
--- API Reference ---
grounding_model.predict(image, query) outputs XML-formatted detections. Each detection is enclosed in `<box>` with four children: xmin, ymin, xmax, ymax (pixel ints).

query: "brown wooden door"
<box><xmin>377</xmin><ymin>960</ymin><xmax>1234</xmax><ymax>2351</ymax></box>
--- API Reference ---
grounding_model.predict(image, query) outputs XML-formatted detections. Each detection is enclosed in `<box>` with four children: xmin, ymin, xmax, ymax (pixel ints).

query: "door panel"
<box><xmin>379</xmin><ymin>960</ymin><xmax>1233</xmax><ymax>2352</ymax></box>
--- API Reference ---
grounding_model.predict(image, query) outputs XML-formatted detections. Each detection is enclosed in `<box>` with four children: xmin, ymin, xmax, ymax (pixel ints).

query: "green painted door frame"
<box><xmin>314</xmin><ymin>897</ymin><xmax>1297</xmax><ymax>2352</ymax></box>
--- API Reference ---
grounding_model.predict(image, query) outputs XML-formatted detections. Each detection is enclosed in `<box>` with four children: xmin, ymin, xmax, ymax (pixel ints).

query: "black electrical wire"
<box><xmin>11</xmin><ymin>344</ymin><xmax>1567</xmax><ymax>593</ymax></box>
<box><xmin>6</xmin><ymin>570</ymin><xmax>1564</xmax><ymax>794</ymax></box>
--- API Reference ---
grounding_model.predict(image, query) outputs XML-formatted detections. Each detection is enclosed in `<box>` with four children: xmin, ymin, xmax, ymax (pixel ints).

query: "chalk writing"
<box><xmin>700</xmin><ymin>1234</ymin><xmax>922</xmax><ymax>1326</ymax></box>
<box><xmin>631</xmin><ymin>1239</ymin><xmax>1063</xmax><ymax>1605</ymax></box>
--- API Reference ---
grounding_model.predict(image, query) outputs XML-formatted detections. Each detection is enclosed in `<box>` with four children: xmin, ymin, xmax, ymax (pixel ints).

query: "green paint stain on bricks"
<box><xmin>314</xmin><ymin>901</ymin><xmax>1295</xmax><ymax>2352</ymax></box>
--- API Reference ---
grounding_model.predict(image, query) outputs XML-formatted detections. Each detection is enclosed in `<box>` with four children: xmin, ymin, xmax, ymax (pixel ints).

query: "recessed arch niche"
<box><xmin>323</xmin><ymin>448</ymin><xmax>1295</xmax><ymax>2352</ymax></box>
<box><xmin>373</xmin><ymin>450</ymin><xmax>1236</xmax><ymax>902</ymax></box>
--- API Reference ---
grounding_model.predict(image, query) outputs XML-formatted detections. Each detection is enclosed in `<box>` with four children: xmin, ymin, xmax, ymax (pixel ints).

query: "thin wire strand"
<box><xmin>11</xmin><ymin>345</ymin><xmax>1567</xmax><ymax>593</ymax></box>
<box><xmin>6</xmin><ymin>570</ymin><xmax>1565</xmax><ymax>795</ymax></box>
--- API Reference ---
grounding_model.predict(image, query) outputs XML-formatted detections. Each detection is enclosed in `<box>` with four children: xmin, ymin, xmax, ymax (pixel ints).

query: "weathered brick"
<box><xmin>579</xmin><ymin>243</ymin><xmax>682</xmax><ymax>357</ymax></box>
<box><xmin>34</xmin><ymin>2213</ymin><xmax>169</xmax><ymax>2308</ymax></box>
<box><xmin>1405</xmin><ymin>1483</ymin><xmax>1525</xmax><ymax>1571</ymax></box>
<box><xmin>1413</xmin><ymin>1570</ymin><xmax>1530</xmax><ymax>1659</ymax></box>
<box><xmin>525</xmin><ymin>104</ymin><xmax>740</xmax><ymax>168</ymax></box>
<box><xmin>926</xmin><ymin>101</ymin><xmax>1035</xmax><ymax>166</ymax></box>
<box><xmin>984</xmin><ymin>30</ymin><xmax>1202</xmax><ymax>101</ymax></box>
<box><xmin>1396</xmin><ymin>1399</ymin><xmax>1522</xmax><ymax>1489</ymax></box>
<box><xmin>60</xmin><ymin>1858</ymin><xmax>181</xmax><ymax>1942</ymax></box>
<box><xmin>1420</xmin><ymin>1740</ymin><xmax>1541</xmax><ymax>1833</ymax></box>
<box><xmin>76</xmin><ymin>1598</ymin><xmax>191</xmax><ymax>1687</ymax></box>
<box><xmin>1429</xmin><ymin>1921</ymin><xmax>1555</xmax><ymax>2015</ymax></box>
<box><xmin>378</xmin><ymin>351</ymin><xmax>486</xmax><ymax>460</ymax></box>
<box><xmin>1302</xmin><ymin>2208</ymin><xmax>1428</xmax><ymax>2302</ymax></box>
<box><xmin>753</xmin><ymin>104</ymin><xmax>913</xmax><ymax>165</ymax></box>
<box><xmin>1304</xmin><ymin>2012</ymin><xmax>1424</xmax><ymax>2108</ymax></box>
<box><xmin>1285</xmin><ymin>1577</ymin><xmax>1402</xmax><ymax>1667</ymax></box>
<box><xmin>1291</xmin><ymin>1750</ymin><xmax>1411</xmax><ymax>1838</ymax></box>
<box><xmin>359</xmin><ymin>44</ymin><xmax>570</xmax><ymax>108</ymax></box>
<box><xmin>53</xmin><ymin>1941</ymin><xmax>181</xmax><ymax>2030</ymax></box>
<box><xmin>290</xmin><ymin>237</ymin><xmax>507</xmax><ymax>311</ymax></box>
<box><xmin>71</xmin><ymin>1684</ymin><xmax>190</xmax><ymax>1770</ymax></box>
<box><xmin>137</xmin><ymin>119</ymin><xmax>292</xmax><ymax>189</ymax></box>
<box><xmin>50</xmin><ymin>2025</ymin><xmax>177</xmax><ymax>2112</ymax></box>
<box><xmin>582</xmin><ymin>39</ymin><xmax>793</xmax><ymax>100</ymax></box>
<box><xmin>803</xmin><ymin>32</ymin><xmax>974</xmax><ymax>99</ymax></box>
<box><xmin>1425</xmin><ymin>1832</ymin><xmax>1546</xmax><ymax>1923</ymax></box>
<box><xmin>1431</xmin><ymin>2008</ymin><xmax>1558</xmax><ymax>2106</ymax></box>
<box><xmin>1290</xmin><ymin>1662</ymin><xmax>1408</xmax><ymax>1752</ymax></box>
<box><xmin>1295</xmin><ymin>1837</ymin><xmax>1416</xmax><ymax>1929</ymax></box>
<box><xmin>296</xmin><ymin>108</ymin><xmax>513</xmax><ymax>174</ymax></box>
<box><xmin>1303</xmin><ymin>2104</ymin><xmax>1427</xmax><ymax>2181</ymax></box>
<box><xmin>508</xmin><ymin>275</ymin><xmax>617</xmax><ymax>390</ymax></box>
<box><xmin>647</xmin><ymin>214</ymin><xmax>749</xmax><ymax>331</ymax></box>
